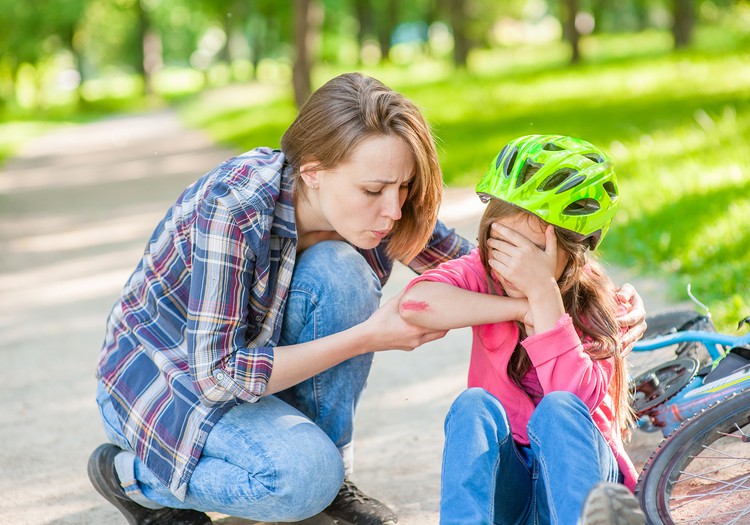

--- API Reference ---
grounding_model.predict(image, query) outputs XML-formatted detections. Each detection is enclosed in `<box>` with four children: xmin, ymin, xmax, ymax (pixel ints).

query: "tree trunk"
<box><xmin>133</xmin><ymin>0</ymin><xmax>161</xmax><ymax>96</ymax></box>
<box><xmin>449</xmin><ymin>0</ymin><xmax>469</xmax><ymax>68</ymax></box>
<box><xmin>564</xmin><ymin>0</ymin><xmax>581</xmax><ymax>64</ymax></box>
<box><xmin>376</xmin><ymin>0</ymin><xmax>397</xmax><ymax>62</ymax></box>
<box><xmin>354</xmin><ymin>0</ymin><xmax>374</xmax><ymax>63</ymax></box>
<box><xmin>292</xmin><ymin>0</ymin><xmax>316</xmax><ymax>108</ymax></box>
<box><xmin>634</xmin><ymin>0</ymin><xmax>650</xmax><ymax>31</ymax></box>
<box><xmin>672</xmin><ymin>0</ymin><xmax>694</xmax><ymax>49</ymax></box>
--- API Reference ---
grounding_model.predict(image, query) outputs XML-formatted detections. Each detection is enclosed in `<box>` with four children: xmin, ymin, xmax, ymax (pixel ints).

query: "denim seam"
<box><xmin>527</xmin><ymin>428</ymin><xmax>556</xmax><ymax>525</ymax></box>
<box><xmin>310</xmin><ymin>294</ymin><xmax>324</xmax><ymax>425</ymax></box>
<box><xmin>490</xmin><ymin>432</ymin><xmax>512</xmax><ymax>522</ymax></box>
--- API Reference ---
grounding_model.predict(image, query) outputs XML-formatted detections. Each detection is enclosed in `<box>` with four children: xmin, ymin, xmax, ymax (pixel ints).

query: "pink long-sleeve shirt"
<box><xmin>405</xmin><ymin>248</ymin><xmax>638</xmax><ymax>490</ymax></box>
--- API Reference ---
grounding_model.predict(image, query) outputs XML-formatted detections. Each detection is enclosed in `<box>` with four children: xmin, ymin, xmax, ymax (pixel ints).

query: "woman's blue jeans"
<box><xmin>95</xmin><ymin>241</ymin><xmax>382</xmax><ymax>521</ymax></box>
<box><xmin>440</xmin><ymin>388</ymin><xmax>622</xmax><ymax>525</ymax></box>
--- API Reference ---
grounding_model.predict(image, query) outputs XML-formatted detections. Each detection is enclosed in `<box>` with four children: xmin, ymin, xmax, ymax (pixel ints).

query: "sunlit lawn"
<box><xmin>179</xmin><ymin>29</ymin><xmax>750</xmax><ymax>330</ymax></box>
<box><xmin>2</xmin><ymin>27</ymin><xmax>748</xmax><ymax>329</ymax></box>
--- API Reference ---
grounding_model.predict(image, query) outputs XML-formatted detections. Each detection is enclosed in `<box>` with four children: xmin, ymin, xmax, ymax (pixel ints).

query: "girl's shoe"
<box><xmin>579</xmin><ymin>482</ymin><xmax>645</xmax><ymax>525</ymax></box>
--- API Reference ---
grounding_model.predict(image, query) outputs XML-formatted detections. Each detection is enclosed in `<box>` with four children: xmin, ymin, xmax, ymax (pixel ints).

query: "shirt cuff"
<box><xmin>216</xmin><ymin>345</ymin><xmax>275</xmax><ymax>402</ymax></box>
<box><xmin>521</xmin><ymin>314</ymin><xmax>582</xmax><ymax>365</ymax></box>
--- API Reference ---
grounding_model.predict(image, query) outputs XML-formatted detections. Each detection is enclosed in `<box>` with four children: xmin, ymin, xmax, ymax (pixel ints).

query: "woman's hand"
<box><xmin>614</xmin><ymin>283</ymin><xmax>648</xmax><ymax>354</ymax></box>
<box><xmin>364</xmin><ymin>293</ymin><xmax>449</xmax><ymax>352</ymax></box>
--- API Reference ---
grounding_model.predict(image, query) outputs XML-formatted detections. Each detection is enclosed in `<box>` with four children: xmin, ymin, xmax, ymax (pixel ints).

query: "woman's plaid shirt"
<box><xmin>96</xmin><ymin>147</ymin><xmax>473</xmax><ymax>500</ymax></box>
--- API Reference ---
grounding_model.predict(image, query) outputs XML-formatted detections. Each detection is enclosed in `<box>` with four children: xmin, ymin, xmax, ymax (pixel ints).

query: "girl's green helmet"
<box><xmin>475</xmin><ymin>134</ymin><xmax>619</xmax><ymax>249</ymax></box>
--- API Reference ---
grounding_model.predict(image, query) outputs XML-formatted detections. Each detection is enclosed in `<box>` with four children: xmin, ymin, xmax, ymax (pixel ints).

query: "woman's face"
<box><xmin>303</xmin><ymin>134</ymin><xmax>415</xmax><ymax>250</ymax></box>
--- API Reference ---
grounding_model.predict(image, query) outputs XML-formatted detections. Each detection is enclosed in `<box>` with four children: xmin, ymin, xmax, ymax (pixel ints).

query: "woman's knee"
<box><xmin>291</xmin><ymin>241</ymin><xmax>381</xmax><ymax>322</ymax></box>
<box><xmin>234</xmin><ymin>432</ymin><xmax>344</xmax><ymax>521</ymax></box>
<box><xmin>268</xmin><ymin>445</ymin><xmax>345</xmax><ymax>520</ymax></box>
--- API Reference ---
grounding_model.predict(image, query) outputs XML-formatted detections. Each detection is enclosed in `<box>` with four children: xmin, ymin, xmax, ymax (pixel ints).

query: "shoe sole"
<box><xmin>329</xmin><ymin>518</ymin><xmax>397</xmax><ymax>525</ymax></box>
<box><xmin>581</xmin><ymin>483</ymin><xmax>645</xmax><ymax>525</ymax></box>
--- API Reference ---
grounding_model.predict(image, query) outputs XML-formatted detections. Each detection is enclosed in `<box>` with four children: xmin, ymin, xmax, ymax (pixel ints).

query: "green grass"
<box><xmin>3</xmin><ymin>25</ymin><xmax>744</xmax><ymax>330</ymax></box>
<box><xmin>178</xmin><ymin>28</ymin><xmax>750</xmax><ymax>330</ymax></box>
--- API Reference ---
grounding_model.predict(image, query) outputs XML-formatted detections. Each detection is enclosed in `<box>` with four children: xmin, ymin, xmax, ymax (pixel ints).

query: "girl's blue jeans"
<box><xmin>95</xmin><ymin>241</ymin><xmax>382</xmax><ymax>521</ymax></box>
<box><xmin>440</xmin><ymin>388</ymin><xmax>622</xmax><ymax>525</ymax></box>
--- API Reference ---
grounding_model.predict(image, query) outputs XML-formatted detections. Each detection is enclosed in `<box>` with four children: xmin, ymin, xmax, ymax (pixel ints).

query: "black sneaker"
<box><xmin>87</xmin><ymin>443</ymin><xmax>212</xmax><ymax>525</ymax></box>
<box><xmin>579</xmin><ymin>482</ymin><xmax>645</xmax><ymax>525</ymax></box>
<box><xmin>324</xmin><ymin>478</ymin><xmax>398</xmax><ymax>525</ymax></box>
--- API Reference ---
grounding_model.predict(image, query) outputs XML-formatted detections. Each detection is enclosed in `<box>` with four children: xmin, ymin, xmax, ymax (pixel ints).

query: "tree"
<box><xmin>374</xmin><ymin>0</ymin><xmax>398</xmax><ymax>61</ymax></box>
<box><xmin>672</xmin><ymin>0</ymin><xmax>695</xmax><ymax>49</ymax></box>
<box><xmin>447</xmin><ymin>0</ymin><xmax>470</xmax><ymax>67</ymax></box>
<box><xmin>353</xmin><ymin>0</ymin><xmax>375</xmax><ymax>63</ymax></box>
<box><xmin>563</xmin><ymin>0</ymin><xmax>582</xmax><ymax>64</ymax></box>
<box><xmin>292</xmin><ymin>0</ymin><xmax>321</xmax><ymax>107</ymax></box>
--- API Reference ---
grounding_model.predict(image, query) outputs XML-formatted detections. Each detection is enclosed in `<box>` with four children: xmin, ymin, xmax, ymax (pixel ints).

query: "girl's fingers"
<box><xmin>616</xmin><ymin>282</ymin><xmax>637</xmax><ymax>303</ymax></box>
<box><xmin>491</xmin><ymin>222</ymin><xmax>534</xmax><ymax>247</ymax></box>
<box><xmin>544</xmin><ymin>225</ymin><xmax>557</xmax><ymax>257</ymax></box>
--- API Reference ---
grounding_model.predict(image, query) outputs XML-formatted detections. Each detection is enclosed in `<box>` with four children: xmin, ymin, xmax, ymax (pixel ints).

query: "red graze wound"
<box><xmin>401</xmin><ymin>300</ymin><xmax>430</xmax><ymax>312</ymax></box>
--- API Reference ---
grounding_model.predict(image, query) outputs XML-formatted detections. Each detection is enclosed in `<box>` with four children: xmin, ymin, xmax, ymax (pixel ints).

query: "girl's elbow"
<box><xmin>398</xmin><ymin>295</ymin><xmax>430</xmax><ymax>321</ymax></box>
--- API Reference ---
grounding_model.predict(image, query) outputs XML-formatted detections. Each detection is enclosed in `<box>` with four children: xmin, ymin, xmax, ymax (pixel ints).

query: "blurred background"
<box><xmin>1</xmin><ymin>0</ymin><xmax>748</xmax><ymax>326</ymax></box>
<box><xmin>0</xmin><ymin>2</ymin><xmax>749</xmax><ymax>523</ymax></box>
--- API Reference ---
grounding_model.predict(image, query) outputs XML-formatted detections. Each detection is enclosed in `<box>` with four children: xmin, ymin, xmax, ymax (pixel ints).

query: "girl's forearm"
<box><xmin>399</xmin><ymin>281</ymin><xmax>525</xmax><ymax>329</ymax></box>
<box><xmin>526</xmin><ymin>279</ymin><xmax>566</xmax><ymax>334</ymax></box>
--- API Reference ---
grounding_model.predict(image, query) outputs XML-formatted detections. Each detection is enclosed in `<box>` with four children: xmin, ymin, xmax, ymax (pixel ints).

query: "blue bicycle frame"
<box><xmin>631</xmin><ymin>326</ymin><xmax>750</xmax><ymax>436</ymax></box>
<box><xmin>633</xmin><ymin>329</ymin><xmax>750</xmax><ymax>359</ymax></box>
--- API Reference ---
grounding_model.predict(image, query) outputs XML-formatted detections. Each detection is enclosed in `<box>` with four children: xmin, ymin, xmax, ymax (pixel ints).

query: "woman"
<box><xmin>87</xmin><ymin>74</ymin><xmax>646</xmax><ymax>525</ymax></box>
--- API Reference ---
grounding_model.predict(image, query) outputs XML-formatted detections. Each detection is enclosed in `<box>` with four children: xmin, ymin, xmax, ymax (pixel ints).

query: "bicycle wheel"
<box><xmin>635</xmin><ymin>389</ymin><xmax>750</xmax><ymax>524</ymax></box>
<box><xmin>642</xmin><ymin>309</ymin><xmax>715</xmax><ymax>367</ymax></box>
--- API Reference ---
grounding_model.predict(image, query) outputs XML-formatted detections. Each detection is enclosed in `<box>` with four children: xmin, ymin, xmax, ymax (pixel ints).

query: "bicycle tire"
<box><xmin>635</xmin><ymin>388</ymin><xmax>750</xmax><ymax>524</ymax></box>
<box><xmin>642</xmin><ymin>309</ymin><xmax>715</xmax><ymax>367</ymax></box>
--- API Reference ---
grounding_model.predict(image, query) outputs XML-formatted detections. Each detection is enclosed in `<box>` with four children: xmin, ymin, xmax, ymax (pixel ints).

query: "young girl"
<box><xmin>399</xmin><ymin>134</ymin><xmax>644</xmax><ymax>525</ymax></box>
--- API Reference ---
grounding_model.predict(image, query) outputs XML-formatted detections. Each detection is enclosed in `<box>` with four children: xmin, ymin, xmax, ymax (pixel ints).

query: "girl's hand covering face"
<box><xmin>487</xmin><ymin>221</ymin><xmax>560</xmax><ymax>299</ymax></box>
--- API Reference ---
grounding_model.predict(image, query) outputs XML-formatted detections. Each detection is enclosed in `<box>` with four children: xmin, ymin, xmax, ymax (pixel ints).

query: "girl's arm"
<box><xmin>266</xmin><ymin>293</ymin><xmax>448</xmax><ymax>394</ymax></box>
<box><xmin>399</xmin><ymin>281</ymin><xmax>528</xmax><ymax>330</ymax></box>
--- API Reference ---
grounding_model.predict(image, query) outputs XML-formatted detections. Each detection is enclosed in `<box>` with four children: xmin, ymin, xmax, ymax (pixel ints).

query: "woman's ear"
<box><xmin>299</xmin><ymin>161</ymin><xmax>320</xmax><ymax>190</ymax></box>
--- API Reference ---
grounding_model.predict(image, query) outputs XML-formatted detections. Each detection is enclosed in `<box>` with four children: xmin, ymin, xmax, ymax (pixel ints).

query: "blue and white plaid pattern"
<box><xmin>97</xmin><ymin>147</ymin><xmax>473</xmax><ymax>499</ymax></box>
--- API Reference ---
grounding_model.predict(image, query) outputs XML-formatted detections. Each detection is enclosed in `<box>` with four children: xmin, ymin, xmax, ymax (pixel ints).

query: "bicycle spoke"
<box><xmin>728</xmin><ymin>503</ymin><xmax>750</xmax><ymax>525</ymax></box>
<box><xmin>673</xmin><ymin>459</ymin><xmax>750</xmax><ymax>485</ymax></box>
<box><xmin>668</xmin><ymin>435</ymin><xmax>750</xmax><ymax>523</ymax></box>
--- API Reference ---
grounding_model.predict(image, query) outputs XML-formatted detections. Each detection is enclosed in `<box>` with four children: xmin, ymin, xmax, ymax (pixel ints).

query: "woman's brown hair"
<box><xmin>477</xmin><ymin>198</ymin><xmax>634</xmax><ymax>436</ymax></box>
<box><xmin>281</xmin><ymin>72</ymin><xmax>443</xmax><ymax>263</ymax></box>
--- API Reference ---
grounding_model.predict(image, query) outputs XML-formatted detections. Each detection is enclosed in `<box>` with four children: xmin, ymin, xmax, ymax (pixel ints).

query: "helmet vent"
<box><xmin>563</xmin><ymin>198</ymin><xmax>601</xmax><ymax>216</ymax></box>
<box><xmin>518</xmin><ymin>160</ymin><xmax>541</xmax><ymax>188</ymax></box>
<box><xmin>556</xmin><ymin>174</ymin><xmax>586</xmax><ymax>194</ymax></box>
<box><xmin>495</xmin><ymin>145</ymin><xmax>508</xmax><ymax>169</ymax></box>
<box><xmin>603</xmin><ymin>181</ymin><xmax>618</xmax><ymax>201</ymax></box>
<box><xmin>539</xmin><ymin>168</ymin><xmax>579</xmax><ymax>192</ymax></box>
<box><xmin>503</xmin><ymin>147</ymin><xmax>519</xmax><ymax>178</ymax></box>
<box><xmin>543</xmin><ymin>142</ymin><xmax>564</xmax><ymax>152</ymax></box>
<box><xmin>584</xmin><ymin>153</ymin><xmax>604</xmax><ymax>163</ymax></box>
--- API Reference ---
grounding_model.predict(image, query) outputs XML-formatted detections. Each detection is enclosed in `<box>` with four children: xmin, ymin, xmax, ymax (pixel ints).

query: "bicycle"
<box><xmin>627</xmin><ymin>287</ymin><xmax>750</xmax><ymax>524</ymax></box>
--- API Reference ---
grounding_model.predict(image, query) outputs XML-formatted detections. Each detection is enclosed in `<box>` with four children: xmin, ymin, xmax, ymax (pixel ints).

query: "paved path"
<box><xmin>0</xmin><ymin>110</ymin><xmax>675</xmax><ymax>525</ymax></box>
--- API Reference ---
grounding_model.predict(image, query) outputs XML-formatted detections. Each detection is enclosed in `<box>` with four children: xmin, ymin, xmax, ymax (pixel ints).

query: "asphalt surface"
<box><xmin>0</xmin><ymin>109</ymin><xmax>677</xmax><ymax>525</ymax></box>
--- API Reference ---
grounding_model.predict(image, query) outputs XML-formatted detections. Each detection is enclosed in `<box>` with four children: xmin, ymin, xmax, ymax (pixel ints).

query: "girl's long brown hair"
<box><xmin>478</xmin><ymin>198</ymin><xmax>633</xmax><ymax>437</ymax></box>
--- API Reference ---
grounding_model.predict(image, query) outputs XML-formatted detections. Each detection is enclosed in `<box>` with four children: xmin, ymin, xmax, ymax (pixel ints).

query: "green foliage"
<box><xmin>179</xmin><ymin>29</ymin><xmax>750</xmax><ymax>331</ymax></box>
